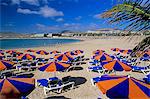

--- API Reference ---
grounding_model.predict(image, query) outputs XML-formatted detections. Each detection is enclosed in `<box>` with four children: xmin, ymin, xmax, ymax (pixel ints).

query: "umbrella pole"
<box><xmin>53</xmin><ymin>72</ymin><xmax>56</xmax><ymax>77</ymax></box>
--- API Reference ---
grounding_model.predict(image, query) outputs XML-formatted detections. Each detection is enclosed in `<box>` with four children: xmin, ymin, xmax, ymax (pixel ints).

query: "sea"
<box><xmin>0</xmin><ymin>38</ymin><xmax>81</xmax><ymax>49</ymax></box>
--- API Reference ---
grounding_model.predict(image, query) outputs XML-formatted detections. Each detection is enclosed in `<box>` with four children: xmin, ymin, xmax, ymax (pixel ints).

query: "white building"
<box><xmin>30</xmin><ymin>34</ymin><xmax>44</xmax><ymax>37</ymax></box>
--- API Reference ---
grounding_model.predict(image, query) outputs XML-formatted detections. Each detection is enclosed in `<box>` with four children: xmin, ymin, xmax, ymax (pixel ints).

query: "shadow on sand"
<box><xmin>68</xmin><ymin>67</ymin><xmax>83</xmax><ymax>71</ymax></box>
<box><xmin>46</xmin><ymin>96</ymin><xmax>71</xmax><ymax>99</ymax></box>
<box><xmin>63</xmin><ymin>76</ymin><xmax>87</xmax><ymax>86</ymax></box>
<box><xmin>15</xmin><ymin>73</ymin><xmax>34</xmax><ymax>78</ymax></box>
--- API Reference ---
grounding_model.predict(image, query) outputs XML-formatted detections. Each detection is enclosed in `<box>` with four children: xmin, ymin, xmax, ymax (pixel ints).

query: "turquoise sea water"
<box><xmin>0</xmin><ymin>38</ymin><xmax>81</xmax><ymax>49</ymax></box>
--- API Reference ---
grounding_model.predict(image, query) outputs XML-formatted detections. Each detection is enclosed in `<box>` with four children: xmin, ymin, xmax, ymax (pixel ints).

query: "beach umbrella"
<box><xmin>0</xmin><ymin>60</ymin><xmax>15</xmax><ymax>71</ymax></box>
<box><xmin>54</xmin><ymin>54</ymin><xmax>74</xmax><ymax>61</ymax></box>
<box><xmin>38</xmin><ymin>61</ymin><xmax>70</xmax><ymax>72</ymax></box>
<box><xmin>143</xmin><ymin>53</ymin><xmax>150</xmax><ymax>57</ymax></box>
<box><xmin>94</xmin><ymin>53</ymin><xmax>113</xmax><ymax>62</ymax></box>
<box><xmin>96</xmin><ymin>75</ymin><xmax>150</xmax><ymax>98</ymax></box>
<box><xmin>140</xmin><ymin>57</ymin><xmax>150</xmax><ymax>61</ymax></box>
<box><xmin>50</xmin><ymin>50</ymin><xmax>61</xmax><ymax>54</ymax></box>
<box><xmin>0</xmin><ymin>53</ymin><xmax>4</xmax><ymax>60</ymax></box>
<box><xmin>0</xmin><ymin>78</ymin><xmax>35</xmax><ymax>98</ymax></box>
<box><xmin>17</xmin><ymin>54</ymin><xmax>36</xmax><ymax>60</ymax></box>
<box><xmin>64</xmin><ymin>51</ymin><xmax>77</xmax><ymax>56</ymax></box>
<box><xmin>36</xmin><ymin>50</ymin><xmax>49</xmax><ymax>55</ymax></box>
<box><xmin>102</xmin><ymin>60</ymin><xmax>132</xmax><ymax>71</ymax></box>
<box><xmin>120</xmin><ymin>50</ymin><xmax>131</xmax><ymax>55</ymax></box>
<box><xmin>93</xmin><ymin>50</ymin><xmax>105</xmax><ymax>55</ymax></box>
<box><xmin>25</xmin><ymin>49</ymin><xmax>35</xmax><ymax>53</ymax></box>
<box><xmin>111</xmin><ymin>48</ymin><xmax>120</xmax><ymax>52</ymax></box>
<box><xmin>128</xmin><ymin>49</ymin><xmax>132</xmax><ymax>53</ymax></box>
<box><xmin>0</xmin><ymin>50</ymin><xmax>4</xmax><ymax>54</ymax></box>
<box><xmin>73</xmin><ymin>50</ymin><xmax>84</xmax><ymax>55</ymax></box>
<box><xmin>6</xmin><ymin>50</ymin><xmax>17</xmax><ymax>54</ymax></box>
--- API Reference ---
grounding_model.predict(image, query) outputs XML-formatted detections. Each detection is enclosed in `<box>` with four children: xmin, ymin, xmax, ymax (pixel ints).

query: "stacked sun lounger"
<box><xmin>36</xmin><ymin>76</ymin><xmax>75</xmax><ymax>95</ymax></box>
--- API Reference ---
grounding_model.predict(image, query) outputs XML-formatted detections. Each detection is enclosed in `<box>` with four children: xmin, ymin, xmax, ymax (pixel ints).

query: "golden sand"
<box><xmin>16</xmin><ymin>36</ymin><xmax>148</xmax><ymax>99</ymax></box>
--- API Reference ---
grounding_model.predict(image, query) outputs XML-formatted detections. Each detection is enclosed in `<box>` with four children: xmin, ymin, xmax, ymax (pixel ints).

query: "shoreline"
<box><xmin>1</xmin><ymin>36</ymin><xmax>146</xmax><ymax>50</ymax></box>
<box><xmin>0</xmin><ymin>38</ymin><xmax>84</xmax><ymax>50</ymax></box>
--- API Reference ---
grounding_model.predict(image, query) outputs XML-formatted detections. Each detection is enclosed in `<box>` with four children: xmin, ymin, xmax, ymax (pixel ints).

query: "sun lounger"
<box><xmin>91</xmin><ymin>76</ymin><xmax>101</xmax><ymax>86</ymax></box>
<box><xmin>143</xmin><ymin>74</ymin><xmax>150</xmax><ymax>84</ymax></box>
<box><xmin>43</xmin><ymin>81</ymin><xmax>75</xmax><ymax>95</ymax></box>
<box><xmin>132</xmin><ymin>66</ymin><xmax>150</xmax><ymax>75</ymax></box>
<box><xmin>0</xmin><ymin>69</ymin><xmax>16</xmax><ymax>78</ymax></box>
<box><xmin>36</xmin><ymin>77</ymin><xmax>59</xmax><ymax>87</ymax></box>
<box><xmin>36</xmin><ymin>79</ymin><xmax>49</xmax><ymax>87</ymax></box>
<box><xmin>91</xmin><ymin>75</ymin><xmax>111</xmax><ymax>86</ymax></box>
<box><xmin>141</xmin><ymin>69</ymin><xmax>150</xmax><ymax>75</ymax></box>
<box><xmin>87</xmin><ymin>66</ymin><xmax>107</xmax><ymax>74</ymax></box>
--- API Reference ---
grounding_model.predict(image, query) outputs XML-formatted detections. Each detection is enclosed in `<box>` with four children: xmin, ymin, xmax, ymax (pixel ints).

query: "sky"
<box><xmin>1</xmin><ymin>0</ymin><xmax>120</xmax><ymax>33</ymax></box>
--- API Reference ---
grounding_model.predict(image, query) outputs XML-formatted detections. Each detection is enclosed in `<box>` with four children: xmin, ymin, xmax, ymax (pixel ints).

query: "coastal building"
<box><xmin>31</xmin><ymin>34</ymin><xmax>44</xmax><ymax>38</ymax></box>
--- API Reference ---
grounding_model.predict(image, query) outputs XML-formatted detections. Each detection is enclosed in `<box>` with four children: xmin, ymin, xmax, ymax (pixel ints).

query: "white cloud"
<box><xmin>1</xmin><ymin>3</ymin><xmax>8</xmax><ymax>6</ymax></box>
<box><xmin>75</xmin><ymin>16</ymin><xmax>82</xmax><ymax>20</ymax></box>
<box><xmin>94</xmin><ymin>14</ymin><xmax>101</xmax><ymax>19</ymax></box>
<box><xmin>17</xmin><ymin>6</ymin><xmax>64</xmax><ymax>18</ymax></box>
<box><xmin>39</xmin><ymin>6</ymin><xmax>64</xmax><ymax>17</ymax></box>
<box><xmin>56</xmin><ymin>18</ymin><xmax>64</xmax><ymax>22</ymax></box>
<box><xmin>17</xmin><ymin>8</ymin><xmax>38</xmax><ymax>14</ymax></box>
<box><xmin>36</xmin><ymin>23</ymin><xmax>59</xmax><ymax>31</ymax></box>
<box><xmin>11</xmin><ymin>0</ymin><xmax>20</xmax><ymax>5</ymax></box>
<box><xmin>11</xmin><ymin>0</ymin><xmax>48</xmax><ymax>6</ymax></box>
<box><xmin>63</xmin><ymin>23</ymin><xmax>81</xmax><ymax>30</ymax></box>
<box><xmin>21</xmin><ymin>0</ymin><xmax>39</xmax><ymax>6</ymax></box>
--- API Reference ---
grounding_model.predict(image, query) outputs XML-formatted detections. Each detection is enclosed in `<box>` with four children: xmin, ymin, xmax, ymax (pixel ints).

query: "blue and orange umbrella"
<box><xmin>0</xmin><ymin>53</ymin><xmax>4</xmax><ymax>60</ymax></box>
<box><xmin>38</xmin><ymin>62</ymin><xmax>70</xmax><ymax>72</ymax></box>
<box><xmin>120</xmin><ymin>49</ymin><xmax>132</xmax><ymax>55</ymax></box>
<box><xmin>36</xmin><ymin>50</ymin><xmax>49</xmax><ymax>55</ymax></box>
<box><xmin>0</xmin><ymin>60</ymin><xmax>15</xmax><ymax>70</ymax></box>
<box><xmin>0</xmin><ymin>50</ymin><xmax>4</xmax><ymax>54</ymax></box>
<box><xmin>0</xmin><ymin>78</ymin><xmax>35</xmax><ymax>98</ymax></box>
<box><xmin>50</xmin><ymin>50</ymin><xmax>61</xmax><ymax>54</ymax></box>
<box><xmin>6</xmin><ymin>50</ymin><xmax>17</xmax><ymax>54</ymax></box>
<box><xmin>17</xmin><ymin>54</ymin><xmax>36</xmax><ymax>60</ymax></box>
<box><xmin>96</xmin><ymin>75</ymin><xmax>150</xmax><ymax>98</ymax></box>
<box><xmin>25</xmin><ymin>49</ymin><xmax>35</xmax><ymax>52</ymax></box>
<box><xmin>93</xmin><ymin>50</ymin><xmax>105</xmax><ymax>55</ymax></box>
<box><xmin>102</xmin><ymin>60</ymin><xmax>132</xmax><ymax>71</ymax></box>
<box><xmin>64</xmin><ymin>51</ymin><xmax>77</xmax><ymax>56</ymax></box>
<box><xmin>111</xmin><ymin>48</ymin><xmax>120</xmax><ymax>52</ymax></box>
<box><xmin>73</xmin><ymin>50</ymin><xmax>84</xmax><ymax>55</ymax></box>
<box><xmin>143</xmin><ymin>53</ymin><xmax>150</xmax><ymax>57</ymax></box>
<box><xmin>94</xmin><ymin>53</ymin><xmax>113</xmax><ymax>62</ymax></box>
<box><xmin>54</xmin><ymin>54</ymin><xmax>74</xmax><ymax>61</ymax></box>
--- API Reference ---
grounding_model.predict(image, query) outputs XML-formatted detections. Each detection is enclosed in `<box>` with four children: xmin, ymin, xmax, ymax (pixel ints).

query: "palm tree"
<box><xmin>100</xmin><ymin>0</ymin><xmax>150</xmax><ymax>56</ymax></box>
<box><xmin>101</xmin><ymin>0</ymin><xmax>150</xmax><ymax>31</ymax></box>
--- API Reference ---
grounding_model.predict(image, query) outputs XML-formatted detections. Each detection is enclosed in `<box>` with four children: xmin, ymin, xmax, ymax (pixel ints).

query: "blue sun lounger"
<box><xmin>143</xmin><ymin>74</ymin><xmax>150</xmax><ymax>84</ymax></box>
<box><xmin>36</xmin><ymin>77</ymin><xmax>59</xmax><ymax>87</ymax></box>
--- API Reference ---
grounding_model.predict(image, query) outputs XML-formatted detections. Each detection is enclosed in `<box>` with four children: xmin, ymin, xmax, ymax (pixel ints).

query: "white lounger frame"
<box><xmin>43</xmin><ymin>81</ymin><xmax>75</xmax><ymax>96</ymax></box>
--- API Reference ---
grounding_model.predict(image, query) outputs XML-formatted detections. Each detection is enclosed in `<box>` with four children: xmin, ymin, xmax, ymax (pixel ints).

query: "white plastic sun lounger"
<box><xmin>43</xmin><ymin>81</ymin><xmax>75</xmax><ymax>95</ymax></box>
<box><xmin>141</xmin><ymin>69</ymin><xmax>150</xmax><ymax>75</ymax></box>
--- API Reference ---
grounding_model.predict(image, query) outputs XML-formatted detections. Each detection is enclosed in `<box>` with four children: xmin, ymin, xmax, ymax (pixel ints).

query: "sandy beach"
<box><xmin>13</xmin><ymin>36</ymin><xmax>148</xmax><ymax>99</ymax></box>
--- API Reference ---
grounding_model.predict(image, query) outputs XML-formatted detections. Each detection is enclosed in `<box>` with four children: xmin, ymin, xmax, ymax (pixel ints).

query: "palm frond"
<box><xmin>101</xmin><ymin>0</ymin><xmax>150</xmax><ymax>31</ymax></box>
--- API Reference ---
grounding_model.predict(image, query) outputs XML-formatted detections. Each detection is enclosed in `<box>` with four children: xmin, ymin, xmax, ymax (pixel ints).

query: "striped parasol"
<box><xmin>36</xmin><ymin>50</ymin><xmax>49</xmax><ymax>55</ymax></box>
<box><xmin>102</xmin><ymin>60</ymin><xmax>132</xmax><ymax>71</ymax></box>
<box><xmin>0</xmin><ymin>60</ymin><xmax>15</xmax><ymax>71</ymax></box>
<box><xmin>96</xmin><ymin>75</ymin><xmax>150</xmax><ymax>98</ymax></box>
<box><xmin>94</xmin><ymin>53</ymin><xmax>113</xmax><ymax>62</ymax></box>
<box><xmin>50</xmin><ymin>50</ymin><xmax>61</xmax><ymax>54</ymax></box>
<box><xmin>0</xmin><ymin>78</ymin><xmax>35</xmax><ymax>98</ymax></box>
<box><xmin>38</xmin><ymin>62</ymin><xmax>70</xmax><ymax>72</ymax></box>
<box><xmin>93</xmin><ymin>50</ymin><xmax>105</xmax><ymax>55</ymax></box>
<box><xmin>54</xmin><ymin>54</ymin><xmax>74</xmax><ymax>61</ymax></box>
<box><xmin>17</xmin><ymin>54</ymin><xmax>36</xmax><ymax>60</ymax></box>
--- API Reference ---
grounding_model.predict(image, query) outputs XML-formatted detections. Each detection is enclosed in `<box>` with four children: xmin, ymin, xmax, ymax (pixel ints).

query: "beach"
<box><xmin>13</xmin><ymin>36</ymin><xmax>146</xmax><ymax>99</ymax></box>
